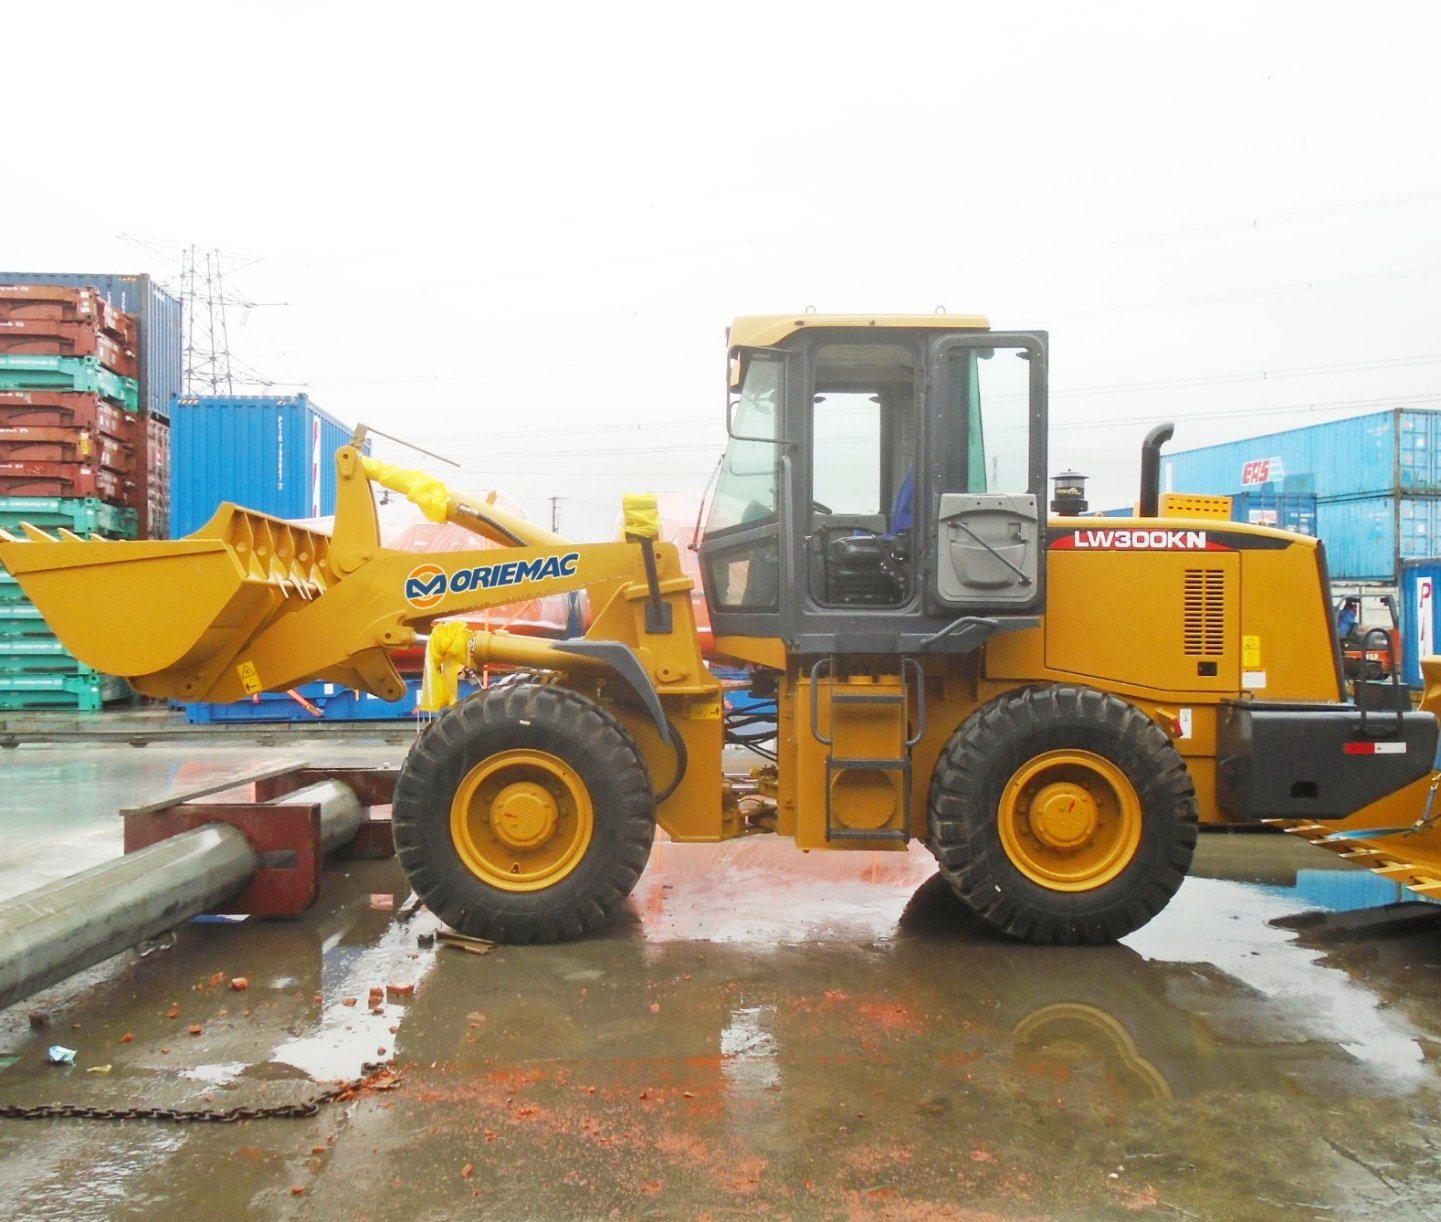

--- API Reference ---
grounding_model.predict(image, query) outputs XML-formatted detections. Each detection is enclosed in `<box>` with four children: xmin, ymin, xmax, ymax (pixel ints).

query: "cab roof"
<box><xmin>729</xmin><ymin>313</ymin><xmax>991</xmax><ymax>349</ymax></box>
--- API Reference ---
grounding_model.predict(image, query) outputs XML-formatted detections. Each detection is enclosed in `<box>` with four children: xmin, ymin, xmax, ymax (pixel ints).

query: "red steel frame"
<box><xmin>122</xmin><ymin>765</ymin><xmax>398</xmax><ymax>917</ymax></box>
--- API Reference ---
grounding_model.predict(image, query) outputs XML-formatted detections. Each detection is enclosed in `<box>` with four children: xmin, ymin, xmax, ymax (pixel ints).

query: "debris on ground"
<box><xmin>46</xmin><ymin>1046</ymin><xmax>76</xmax><ymax>1065</ymax></box>
<box><xmin>436</xmin><ymin>931</ymin><xmax>495</xmax><ymax>956</ymax></box>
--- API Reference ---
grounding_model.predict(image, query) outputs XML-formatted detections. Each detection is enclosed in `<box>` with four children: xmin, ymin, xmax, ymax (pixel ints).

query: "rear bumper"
<box><xmin>1217</xmin><ymin>701</ymin><xmax>1438</xmax><ymax>820</ymax></box>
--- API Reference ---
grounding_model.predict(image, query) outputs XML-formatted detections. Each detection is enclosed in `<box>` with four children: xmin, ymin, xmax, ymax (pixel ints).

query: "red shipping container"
<box><xmin>141</xmin><ymin>414</ymin><xmax>170</xmax><ymax>538</ymax></box>
<box><xmin>0</xmin><ymin>319</ymin><xmax>138</xmax><ymax>379</ymax></box>
<box><xmin>0</xmin><ymin>461</ymin><xmax>136</xmax><ymax>506</ymax></box>
<box><xmin>0</xmin><ymin>285</ymin><xmax>99</xmax><ymax>315</ymax></box>
<box><xmin>0</xmin><ymin>293</ymin><xmax>136</xmax><ymax>347</ymax></box>
<box><xmin>0</xmin><ymin>390</ymin><xmax>135</xmax><ymax>439</ymax></box>
<box><xmin>0</xmin><ymin>425</ymin><xmax>135</xmax><ymax>473</ymax></box>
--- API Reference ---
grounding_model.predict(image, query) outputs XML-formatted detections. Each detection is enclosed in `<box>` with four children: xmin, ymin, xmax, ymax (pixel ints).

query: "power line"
<box><xmin>1054</xmin><ymin>390</ymin><xmax>1441</xmax><ymax>431</ymax></box>
<box><xmin>1058</xmin><ymin>352</ymin><xmax>1441</xmax><ymax>400</ymax></box>
<box><xmin>388</xmin><ymin>349</ymin><xmax>1441</xmax><ymax>445</ymax></box>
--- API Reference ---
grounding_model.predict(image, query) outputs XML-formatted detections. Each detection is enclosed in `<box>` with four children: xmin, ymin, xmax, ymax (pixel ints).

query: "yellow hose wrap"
<box><xmin>420</xmin><ymin>621</ymin><xmax>474</xmax><ymax>712</ymax></box>
<box><xmin>361</xmin><ymin>457</ymin><xmax>452</xmax><ymax>524</ymax></box>
<box><xmin>622</xmin><ymin>492</ymin><xmax>661</xmax><ymax>540</ymax></box>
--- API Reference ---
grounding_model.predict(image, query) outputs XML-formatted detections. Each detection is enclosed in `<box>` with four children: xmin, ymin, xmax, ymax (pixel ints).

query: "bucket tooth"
<box><xmin>55</xmin><ymin>528</ymin><xmax>85</xmax><ymax>543</ymax></box>
<box><xmin>20</xmin><ymin>523</ymin><xmax>56</xmax><ymax>542</ymax></box>
<box><xmin>0</xmin><ymin>527</ymin><xmax>14</xmax><ymax>543</ymax></box>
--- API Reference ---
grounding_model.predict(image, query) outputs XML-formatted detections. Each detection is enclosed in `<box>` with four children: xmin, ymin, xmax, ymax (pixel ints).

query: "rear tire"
<box><xmin>393</xmin><ymin>683</ymin><xmax>656</xmax><ymax>943</ymax></box>
<box><xmin>928</xmin><ymin>685</ymin><xmax>1197</xmax><ymax>945</ymax></box>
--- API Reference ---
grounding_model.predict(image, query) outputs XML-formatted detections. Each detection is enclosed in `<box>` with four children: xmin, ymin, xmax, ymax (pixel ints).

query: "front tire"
<box><xmin>928</xmin><ymin>685</ymin><xmax>1198</xmax><ymax>945</ymax></box>
<box><xmin>393</xmin><ymin>683</ymin><xmax>656</xmax><ymax>943</ymax></box>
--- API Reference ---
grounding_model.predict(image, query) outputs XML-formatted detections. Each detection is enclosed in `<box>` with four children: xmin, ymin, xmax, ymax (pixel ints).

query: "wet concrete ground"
<box><xmin>4</xmin><ymin>736</ymin><xmax>1441</xmax><ymax>1218</ymax></box>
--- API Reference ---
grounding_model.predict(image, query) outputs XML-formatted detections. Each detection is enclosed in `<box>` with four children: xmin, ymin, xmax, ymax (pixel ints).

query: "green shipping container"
<box><xmin>0</xmin><ymin>495</ymin><xmax>138</xmax><ymax>538</ymax></box>
<box><xmin>0</xmin><ymin>671</ymin><xmax>129</xmax><ymax>711</ymax></box>
<box><xmin>0</xmin><ymin>355</ymin><xmax>138</xmax><ymax>411</ymax></box>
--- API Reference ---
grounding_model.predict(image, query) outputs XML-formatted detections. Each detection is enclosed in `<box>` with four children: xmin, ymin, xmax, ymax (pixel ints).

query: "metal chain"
<box><xmin>0</xmin><ymin>1062</ymin><xmax>392</xmax><ymax>1124</ymax></box>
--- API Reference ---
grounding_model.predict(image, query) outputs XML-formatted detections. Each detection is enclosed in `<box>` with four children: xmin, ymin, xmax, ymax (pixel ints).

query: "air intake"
<box><xmin>1183</xmin><ymin>569</ymin><xmax>1225</xmax><ymax>656</ymax></box>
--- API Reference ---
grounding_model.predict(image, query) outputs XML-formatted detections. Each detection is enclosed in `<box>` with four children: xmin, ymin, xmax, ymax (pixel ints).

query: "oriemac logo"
<box><xmin>404</xmin><ymin>552</ymin><xmax>581</xmax><ymax>609</ymax></box>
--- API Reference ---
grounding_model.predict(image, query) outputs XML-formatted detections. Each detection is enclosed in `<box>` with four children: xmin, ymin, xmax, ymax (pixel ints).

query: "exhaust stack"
<box><xmin>1139</xmin><ymin>423</ymin><xmax>1174</xmax><ymax>518</ymax></box>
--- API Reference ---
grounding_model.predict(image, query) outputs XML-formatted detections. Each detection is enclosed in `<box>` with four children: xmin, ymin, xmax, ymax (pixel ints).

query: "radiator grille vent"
<box><xmin>1183</xmin><ymin>569</ymin><xmax>1225</xmax><ymax>656</ymax></box>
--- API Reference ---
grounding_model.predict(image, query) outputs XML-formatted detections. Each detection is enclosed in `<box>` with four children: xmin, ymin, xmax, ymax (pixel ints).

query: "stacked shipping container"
<box><xmin>171</xmin><ymin>394</ymin><xmax>372</xmax><ymax>722</ymax></box>
<box><xmin>0</xmin><ymin>273</ymin><xmax>182</xmax><ymax>539</ymax></box>
<box><xmin>0</xmin><ymin>275</ymin><xmax>180</xmax><ymax>711</ymax></box>
<box><xmin>1162</xmin><ymin>409</ymin><xmax>1441</xmax><ymax>582</ymax></box>
<box><xmin>169</xmin><ymin>394</ymin><xmax>355</xmax><ymax>537</ymax></box>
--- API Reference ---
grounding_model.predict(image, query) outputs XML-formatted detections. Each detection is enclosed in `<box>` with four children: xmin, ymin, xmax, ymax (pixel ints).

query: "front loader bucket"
<box><xmin>0</xmin><ymin>505</ymin><xmax>333</xmax><ymax>701</ymax></box>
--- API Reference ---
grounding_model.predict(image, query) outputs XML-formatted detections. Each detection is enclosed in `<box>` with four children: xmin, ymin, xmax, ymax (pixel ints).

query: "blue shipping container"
<box><xmin>1162</xmin><ymin>409</ymin><xmax>1441</xmax><ymax>501</ymax></box>
<box><xmin>1315</xmin><ymin>496</ymin><xmax>1441</xmax><ymax>582</ymax></box>
<box><xmin>0</xmin><ymin>272</ymin><xmax>181</xmax><ymax>422</ymax></box>
<box><xmin>170</xmin><ymin>394</ymin><xmax>357</xmax><ymax>536</ymax></box>
<box><xmin>185</xmin><ymin>677</ymin><xmax>479</xmax><ymax>723</ymax></box>
<box><xmin>1230</xmin><ymin>490</ymin><xmax>1317</xmax><ymax>536</ymax></box>
<box><xmin>1400</xmin><ymin>558</ymin><xmax>1441</xmax><ymax>688</ymax></box>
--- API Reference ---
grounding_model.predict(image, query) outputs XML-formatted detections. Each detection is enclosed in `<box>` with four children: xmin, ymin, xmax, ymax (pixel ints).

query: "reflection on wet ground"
<box><xmin>3</xmin><ymin>743</ymin><xmax>1441</xmax><ymax>1216</ymax></box>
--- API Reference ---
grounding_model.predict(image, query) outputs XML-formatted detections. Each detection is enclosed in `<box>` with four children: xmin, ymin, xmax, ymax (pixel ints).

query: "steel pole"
<box><xmin>280</xmin><ymin>779</ymin><xmax>364</xmax><ymax>853</ymax></box>
<box><xmin>0</xmin><ymin>825</ymin><xmax>258</xmax><ymax>1012</ymax></box>
<box><xmin>0</xmin><ymin>780</ymin><xmax>365</xmax><ymax>1013</ymax></box>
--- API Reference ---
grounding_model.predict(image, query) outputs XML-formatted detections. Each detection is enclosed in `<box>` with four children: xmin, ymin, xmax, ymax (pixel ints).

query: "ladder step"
<box><xmin>831</xmin><ymin>692</ymin><xmax>906</xmax><ymax>705</ymax></box>
<box><xmin>826</xmin><ymin>826</ymin><xmax>909</xmax><ymax>843</ymax></box>
<box><xmin>827</xmin><ymin>757</ymin><xmax>911</xmax><ymax>772</ymax></box>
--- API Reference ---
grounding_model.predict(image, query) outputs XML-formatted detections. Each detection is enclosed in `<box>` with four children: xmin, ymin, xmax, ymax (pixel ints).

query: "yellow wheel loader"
<box><xmin>5</xmin><ymin>314</ymin><xmax>1441</xmax><ymax>946</ymax></box>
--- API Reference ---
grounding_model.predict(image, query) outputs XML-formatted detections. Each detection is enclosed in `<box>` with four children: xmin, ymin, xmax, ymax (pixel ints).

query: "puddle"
<box><xmin>272</xmin><ymin>909</ymin><xmax>442</xmax><ymax>1081</ymax></box>
<box><xmin>630</xmin><ymin>837</ymin><xmax>937</xmax><ymax>944</ymax></box>
<box><xmin>177</xmin><ymin>1061</ymin><xmax>250</xmax><ymax>1086</ymax></box>
<box><xmin>1128</xmin><ymin>874</ymin><xmax>1431</xmax><ymax>1091</ymax></box>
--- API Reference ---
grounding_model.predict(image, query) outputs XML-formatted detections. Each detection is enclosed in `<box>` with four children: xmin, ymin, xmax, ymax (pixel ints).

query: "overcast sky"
<box><xmin>7</xmin><ymin>1</ymin><xmax>1441</xmax><ymax>535</ymax></box>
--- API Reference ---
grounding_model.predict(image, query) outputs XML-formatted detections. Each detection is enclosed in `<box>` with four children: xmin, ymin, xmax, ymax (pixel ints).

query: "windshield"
<box><xmin>705</xmin><ymin>353</ymin><xmax>781</xmax><ymax>534</ymax></box>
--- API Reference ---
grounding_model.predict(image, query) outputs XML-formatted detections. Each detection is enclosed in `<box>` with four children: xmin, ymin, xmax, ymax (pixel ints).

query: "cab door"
<box><xmin>925</xmin><ymin>332</ymin><xmax>1048</xmax><ymax>617</ymax></box>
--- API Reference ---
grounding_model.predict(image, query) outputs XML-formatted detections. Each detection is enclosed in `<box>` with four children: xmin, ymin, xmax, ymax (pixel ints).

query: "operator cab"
<box><xmin>699</xmin><ymin>315</ymin><xmax>1047</xmax><ymax>656</ymax></box>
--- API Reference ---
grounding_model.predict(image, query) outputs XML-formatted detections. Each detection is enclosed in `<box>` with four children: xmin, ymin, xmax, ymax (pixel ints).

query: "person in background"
<box><xmin>1336</xmin><ymin>597</ymin><xmax>1360</xmax><ymax>642</ymax></box>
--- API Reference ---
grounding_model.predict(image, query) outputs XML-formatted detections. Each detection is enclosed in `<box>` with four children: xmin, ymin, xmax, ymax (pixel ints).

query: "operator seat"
<box><xmin>820</xmin><ymin>470</ymin><xmax>914</xmax><ymax>606</ymax></box>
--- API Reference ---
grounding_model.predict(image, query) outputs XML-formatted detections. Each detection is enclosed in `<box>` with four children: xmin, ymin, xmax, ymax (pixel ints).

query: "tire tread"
<box><xmin>393</xmin><ymin>684</ymin><xmax>656</xmax><ymax>944</ymax></box>
<box><xmin>928</xmin><ymin>684</ymin><xmax>1198</xmax><ymax>945</ymax></box>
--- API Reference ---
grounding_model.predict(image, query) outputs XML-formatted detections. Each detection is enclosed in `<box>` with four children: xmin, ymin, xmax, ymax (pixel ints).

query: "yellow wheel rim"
<box><xmin>997</xmin><ymin>750</ymin><xmax>1142</xmax><ymax>892</ymax></box>
<box><xmin>450</xmin><ymin>749</ymin><xmax>595</xmax><ymax>892</ymax></box>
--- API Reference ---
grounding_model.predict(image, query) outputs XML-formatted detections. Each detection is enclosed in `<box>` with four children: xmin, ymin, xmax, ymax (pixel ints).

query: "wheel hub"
<box><xmin>1027</xmin><ymin>782</ymin><xmax>1099</xmax><ymax>850</ymax></box>
<box><xmin>997</xmin><ymin>749</ymin><xmax>1144</xmax><ymax>891</ymax></box>
<box><xmin>448</xmin><ymin>748</ymin><xmax>596</xmax><ymax>893</ymax></box>
<box><xmin>490</xmin><ymin>782</ymin><xmax>558</xmax><ymax>849</ymax></box>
